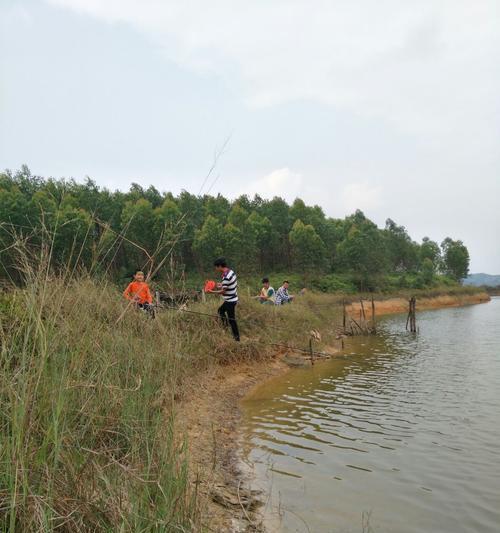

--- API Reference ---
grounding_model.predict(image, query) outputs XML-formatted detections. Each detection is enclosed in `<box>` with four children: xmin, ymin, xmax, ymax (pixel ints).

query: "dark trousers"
<box><xmin>218</xmin><ymin>301</ymin><xmax>240</xmax><ymax>341</ymax></box>
<box><xmin>137</xmin><ymin>302</ymin><xmax>155</xmax><ymax>318</ymax></box>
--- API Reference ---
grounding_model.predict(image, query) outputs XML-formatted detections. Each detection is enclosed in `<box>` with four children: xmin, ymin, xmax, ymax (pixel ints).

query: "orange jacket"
<box><xmin>123</xmin><ymin>281</ymin><xmax>153</xmax><ymax>304</ymax></box>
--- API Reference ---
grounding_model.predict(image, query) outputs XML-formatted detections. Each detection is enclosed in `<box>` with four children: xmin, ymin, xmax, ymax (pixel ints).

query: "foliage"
<box><xmin>441</xmin><ymin>237</ymin><xmax>470</xmax><ymax>281</ymax></box>
<box><xmin>0</xmin><ymin>167</ymin><xmax>471</xmax><ymax>289</ymax></box>
<box><xmin>289</xmin><ymin>219</ymin><xmax>327</xmax><ymax>272</ymax></box>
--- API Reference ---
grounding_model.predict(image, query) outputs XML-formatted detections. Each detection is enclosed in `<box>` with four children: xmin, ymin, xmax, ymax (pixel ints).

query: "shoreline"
<box><xmin>180</xmin><ymin>291</ymin><xmax>490</xmax><ymax>531</ymax></box>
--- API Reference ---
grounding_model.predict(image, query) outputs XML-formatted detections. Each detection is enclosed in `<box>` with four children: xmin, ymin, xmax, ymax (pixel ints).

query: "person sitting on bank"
<box><xmin>258</xmin><ymin>277</ymin><xmax>275</xmax><ymax>304</ymax></box>
<box><xmin>206</xmin><ymin>257</ymin><xmax>240</xmax><ymax>341</ymax></box>
<box><xmin>275</xmin><ymin>280</ymin><xmax>294</xmax><ymax>305</ymax></box>
<box><xmin>123</xmin><ymin>270</ymin><xmax>154</xmax><ymax>312</ymax></box>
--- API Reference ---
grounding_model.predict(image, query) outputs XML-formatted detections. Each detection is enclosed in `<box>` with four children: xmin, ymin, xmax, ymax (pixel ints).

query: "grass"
<box><xmin>0</xmin><ymin>272</ymin><xmax>199</xmax><ymax>530</ymax></box>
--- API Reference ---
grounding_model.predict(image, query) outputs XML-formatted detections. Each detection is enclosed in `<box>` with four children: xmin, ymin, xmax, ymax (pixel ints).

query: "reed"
<box><xmin>0</xmin><ymin>244</ymin><xmax>200</xmax><ymax>531</ymax></box>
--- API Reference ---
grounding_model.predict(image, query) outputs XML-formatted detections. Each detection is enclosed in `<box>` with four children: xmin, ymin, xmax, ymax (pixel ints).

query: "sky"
<box><xmin>1</xmin><ymin>0</ymin><xmax>499</xmax><ymax>272</ymax></box>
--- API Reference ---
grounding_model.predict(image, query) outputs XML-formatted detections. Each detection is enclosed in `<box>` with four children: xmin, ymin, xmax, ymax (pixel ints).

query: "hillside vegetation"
<box><xmin>1</xmin><ymin>166</ymin><xmax>470</xmax><ymax>291</ymax></box>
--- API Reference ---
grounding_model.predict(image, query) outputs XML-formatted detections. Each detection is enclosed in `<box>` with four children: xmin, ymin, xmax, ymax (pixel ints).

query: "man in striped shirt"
<box><xmin>210</xmin><ymin>257</ymin><xmax>240</xmax><ymax>341</ymax></box>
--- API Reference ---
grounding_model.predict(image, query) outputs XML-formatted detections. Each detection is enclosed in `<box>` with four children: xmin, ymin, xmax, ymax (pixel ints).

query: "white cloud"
<box><xmin>340</xmin><ymin>182</ymin><xmax>382</xmax><ymax>214</ymax></box>
<box><xmin>239</xmin><ymin>168</ymin><xmax>302</xmax><ymax>203</ymax></box>
<box><xmin>46</xmin><ymin>0</ymin><xmax>500</xmax><ymax>148</ymax></box>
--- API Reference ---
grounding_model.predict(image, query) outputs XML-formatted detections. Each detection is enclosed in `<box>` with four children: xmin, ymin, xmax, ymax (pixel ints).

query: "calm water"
<box><xmin>241</xmin><ymin>298</ymin><xmax>500</xmax><ymax>532</ymax></box>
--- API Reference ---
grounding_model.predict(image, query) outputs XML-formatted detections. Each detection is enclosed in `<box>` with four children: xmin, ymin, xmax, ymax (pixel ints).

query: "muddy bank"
<box><xmin>177</xmin><ymin>355</ymin><xmax>290</xmax><ymax>532</ymax></box>
<box><xmin>181</xmin><ymin>291</ymin><xmax>490</xmax><ymax>531</ymax></box>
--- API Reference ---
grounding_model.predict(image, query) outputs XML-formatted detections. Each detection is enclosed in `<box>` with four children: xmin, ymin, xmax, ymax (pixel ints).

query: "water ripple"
<box><xmin>242</xmin><ymin>298</ymin><xmax>500</xmax><ymax>533</ymax></box>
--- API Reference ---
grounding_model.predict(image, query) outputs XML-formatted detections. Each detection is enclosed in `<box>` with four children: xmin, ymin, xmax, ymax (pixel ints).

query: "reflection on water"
<box><xmin>241</xmin><ymin>298</ymin><xmax>500</xmax><ymax>532</ymax></box>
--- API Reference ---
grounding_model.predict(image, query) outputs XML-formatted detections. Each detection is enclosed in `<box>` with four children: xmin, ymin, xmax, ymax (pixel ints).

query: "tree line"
<box><xmin>0</xmin><ymin>166</ymin><xmax>470</xmax><ymax>290</ymax></box>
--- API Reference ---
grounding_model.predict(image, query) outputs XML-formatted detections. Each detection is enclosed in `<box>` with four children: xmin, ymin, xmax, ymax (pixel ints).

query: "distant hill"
<box><xmin>464</xmin><ymin>273</ymin><xmax>500</xmax><ymax>287</ymax></box>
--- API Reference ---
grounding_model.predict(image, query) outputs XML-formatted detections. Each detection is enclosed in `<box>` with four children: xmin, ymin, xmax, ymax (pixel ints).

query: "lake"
<box><xmin>241</xmin><ymin>298</ymin><xmax>500</xmax><ymax>532</ymax></box>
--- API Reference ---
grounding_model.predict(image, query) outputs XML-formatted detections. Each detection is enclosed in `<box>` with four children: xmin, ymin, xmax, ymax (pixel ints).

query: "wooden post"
<box><xmin>360</xmin><ymin>298</ymin><xmax>366</xmax><ymax>322</ymax></box>
<box><xmin>371</xmin><ymin>296</ymin><xmax>376</xmax><ymax>334</ymax></box>
<box><xmin>309</xmin><ymin>338</ymin><xmax>314</xmax><ymax>366</ymax></box>
<box><xmin>342</xmin><ymin>299</ymin><xmax>347</xmax><ymax>333</ymax></box>
<box><xmin>406</xmin><ymin>297</ymin><xmax>417</xmax><ymax>333</ymax></box>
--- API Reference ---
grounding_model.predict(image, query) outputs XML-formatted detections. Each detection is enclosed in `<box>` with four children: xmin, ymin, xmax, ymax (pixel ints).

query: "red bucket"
<box><xmin>204</xmin><ymin>280</ymin><xmax>216</xmax><ymax>292</ymax></box>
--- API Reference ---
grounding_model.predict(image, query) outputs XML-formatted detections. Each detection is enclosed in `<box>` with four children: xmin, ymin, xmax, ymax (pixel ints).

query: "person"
<box><xmin>275</xmin><ymin>280</ymin><xmax>294</xmax><ymax>305</ymax></box>
<box><xmin>207</xmin><ymin>257</ymin><xmax>240</xmax><ymax>341</ymax></box>
<box><xmin>258</xmin><ymin>277</ymin><xmax>275</xmax><ymax>304</ymax></box>
<box><xmin>123</xmin><ymin>270</ymin><xmax>154</xmax><ymax>314</ymax></box>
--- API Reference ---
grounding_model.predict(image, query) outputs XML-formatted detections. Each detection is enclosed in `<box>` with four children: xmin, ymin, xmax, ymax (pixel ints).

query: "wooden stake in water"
<box><xmin>371</xmin><ymin>295</ymin><xmax>377</xmax><ymax>334</ymax></box>
<box><xmin>406</xmin><ymin>297</ymin><xmax>417</xmax><ymax>333</ymax></box>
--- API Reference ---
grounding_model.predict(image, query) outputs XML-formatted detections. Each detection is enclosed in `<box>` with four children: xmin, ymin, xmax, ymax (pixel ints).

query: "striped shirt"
<box><xmin>221</xmin><ymin>268</ymin><xmax>238</xmax><ymax>302</ymax></box>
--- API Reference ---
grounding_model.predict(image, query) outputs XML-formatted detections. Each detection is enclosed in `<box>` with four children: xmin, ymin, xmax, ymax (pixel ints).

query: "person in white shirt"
<box><xmin>258</xmin><ymin>277</ymin><xmax>275</xmax><ymax>304</ymax></box>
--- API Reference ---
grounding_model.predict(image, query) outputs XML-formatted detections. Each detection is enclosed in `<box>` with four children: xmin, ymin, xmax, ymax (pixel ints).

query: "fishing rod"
<box><xmin>159</xmin><ymin>304</ymin><xmax>337</xmax><ymax>358</ymax></box>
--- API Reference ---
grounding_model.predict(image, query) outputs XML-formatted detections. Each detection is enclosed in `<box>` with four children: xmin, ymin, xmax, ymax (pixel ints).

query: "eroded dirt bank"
<box><xmin>177</xmin><ymin>356</ymin><xmax>290</xmax><ymax>532</ymax></box>
<box><xmin>179</xmin><ymin>291</ymin><xmax>490</xmax><ymax>531</ymax></box>
<box><xmin>347</xmin><ymin>292</ymin><xmax>490</xmax><ymax>316</ymax></box>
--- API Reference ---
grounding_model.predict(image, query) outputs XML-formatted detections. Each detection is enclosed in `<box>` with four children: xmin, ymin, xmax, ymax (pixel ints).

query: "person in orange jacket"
<box><xmin>123</xmin><ymin>270</ymin><xmax>154</xmax><ymax>313</ymax></box>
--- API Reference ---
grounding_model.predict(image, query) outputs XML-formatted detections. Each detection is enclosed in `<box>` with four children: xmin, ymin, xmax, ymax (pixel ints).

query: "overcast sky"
<box><xmin>1</xmin><ymin>0</ymin><xmax>499</xmax><ymax>272</ymax></box>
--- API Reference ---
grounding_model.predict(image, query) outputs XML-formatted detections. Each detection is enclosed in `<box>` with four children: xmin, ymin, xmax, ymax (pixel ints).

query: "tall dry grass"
<box><xmin>0</xmin><ymin>246</ymin><xmax>202</xmax><ymax>531</ymax></box>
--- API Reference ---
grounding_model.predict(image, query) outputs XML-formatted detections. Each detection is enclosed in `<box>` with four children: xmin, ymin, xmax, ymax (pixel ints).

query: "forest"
<box><xmin>0</xmin><ymin>166</ymin><xmax>470</xmax><ymax>291</ymax></box>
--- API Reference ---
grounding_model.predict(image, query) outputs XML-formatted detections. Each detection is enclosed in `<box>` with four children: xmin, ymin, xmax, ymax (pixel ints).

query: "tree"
<box><xmin>154</xmin><ymin>198</ymin><xmax>183</xmax><ymax>264</ymax></box>
<box><xmin>52</xmin><ymin>205</ymin><xmax>93</xmax><ymax>268</ymax></box>
<box><xmin>441</xmin><ymin>238</ymin><xmax>470</xmax><ymax>281</ymax></box>
<box><xmin>227</xmin><ymin>204</ymin><xmax>249</xmax><ymax>229</ymax></box>
<box><xmin>420</xmin><ymin>237</ymin><xmax>440</xmax><ymax>265</ymax></box>
<box><xmin>203</xmin><ymin>194</ymin><xmax>230</xmax><ymax>224</ymax></box>
<box><xmin>290</xmin><ymin>199</ymin><xmax>326</xmax><ymax>234</ymax></box>
<box><xmin>120</xmin><ymin>199</ymin><xmax>157</xmax><ymax>270</ymax></box>
<box><xmin>247</xmin><ymin>211</ymin><xmax>273</xmax><ymax>270</ymax></box>
<box><xmin>336</xmin><ymin>214</ymin><xmax>388</xmax><ymax>289</ymax></box>
<box><xmin>222</xmin><ymin>222</ymin><xmax>255</xmax><ymax>271</ymax></box>
<box><xmin>289</xmin><ymin>219</ymin><xmax>327</xmax><ymax>273</ymax></box>
<box><xmin>383</xmin><ymin>218</ymin><xmax>419</xmax><ymax>272</ymax></box>
<box><xmin>421</xmin><ymin>257</ymin><xmax>435</xmax><ymax>285</ymax></box>
<box><xmin>192</xmin><ymin>215</ymin><xmax>225</xmax><ymax>270</ymax></box>
<box><xmin>260</xmin><ymin>197</ymin><xmax>292</xmax><ymax>270</ymax></box>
